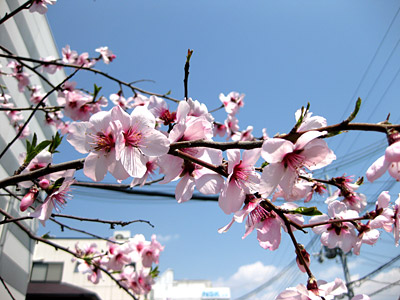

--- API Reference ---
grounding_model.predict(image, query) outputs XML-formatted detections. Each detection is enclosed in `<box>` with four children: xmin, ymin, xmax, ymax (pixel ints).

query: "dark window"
<box><xmin>30</xmin><ymin>262</ymin><xmax>63</xmax><ymax>282</ymax></box>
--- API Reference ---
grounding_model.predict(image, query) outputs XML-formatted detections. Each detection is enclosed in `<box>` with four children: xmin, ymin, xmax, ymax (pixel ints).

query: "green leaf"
<box><xmin>52</xmin><ymin>177</ymin><xmax>65</xmax><ymax>190</ymax></box>
<box><xmin>345</xmin><ymin>97</ymin><xmax>362</xmax><ymax>123</ymax></box>
<box><xmin>150</xmin><ymin>266</ymin><xmax>160</xmax><ymax>278</ymax></box>
<box><xmin>92</xmin><ymin>84</ymin><xmax>102</xmax><ymax>102</ymax></box>
<box><xmin>260</xmin><ymin>161</ymin><xmax>269</xmax><ymax>169</ymax></box>
<box><xmin>325</xmin><ymin>130</ymin><xmax>344</xmax><ymax>138</ymax></box>
<box><xmin>49</xmin><ymin>132</ymin><xmax>63</xmax><ymax>154</ymax></box>
<box><xmin>289</xmin><ymin>206</ymin><xmax>322</xmax><ymax>216</ymax></box>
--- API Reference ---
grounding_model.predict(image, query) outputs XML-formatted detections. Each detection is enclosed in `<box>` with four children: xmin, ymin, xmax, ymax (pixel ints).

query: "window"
<box><xmin>30</xmin><ymin>262</ymin><xmax>64</xmax><ymax>282</ymax></box>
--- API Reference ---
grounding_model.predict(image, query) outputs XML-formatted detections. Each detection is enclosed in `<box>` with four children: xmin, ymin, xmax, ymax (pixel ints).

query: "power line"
<box><xmin>368</xmin><ymin>278</ymin><xmax>400</xmax><ymax>298</ymax></box>
<box><xmin>335</xmin><ymin>3</ymin><xmax>400</xmax><ymax>154</ymax></box>
<box><xmin>234</xmin><ymin>236</ymin><xmax>319</xmax><ymax>300</ymax></box>
<box><xmin>348</xmin><ymin>254</ymin><xmax>400</xmax><ymax>287</ymax></box>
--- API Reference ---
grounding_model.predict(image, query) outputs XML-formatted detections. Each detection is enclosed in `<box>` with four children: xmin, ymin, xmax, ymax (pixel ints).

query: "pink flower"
<box><xmin>110</xmin><ymin>92</ymin><xmax>135</xmax><ymax>110</ymax></box>
<box><xmin>218</xmin><ymin>148</ymin><xmax>260</xmax><ymax>214</ymax></box>
<box><xmin>62</xmin><ymin>45</ymin><xmax>78</xmax><ymax>64</ymax></box>
<box><xmin>147</xmin><ymin>96</ymin><xmax>177</xmax><ymax>126</ymax></box>
<box><xmin>95</xmin><ymin>46</ymin><xmax>116</xmax><ymax>64</ymax></box>
<box><xmin>158</xmin><ymin>147</ymin><xmax>223</xmax><ymax>203</ymax></box>
<box><xmin>325</xmin><ymin>176</ymin><xmax>366</xmax><ymax>213</ymax></box>
<box><xmin>29</xmin><ymin>0</ymin><xmax>57</xmax><ymax>14</ymax></box>
<box><xmin>130</xmin><ymin>157</ymin><xmax>158</xmax><ymax>187</ymax></box>
<box><xmin>41</xmin><ymin>56</ymin><xmax>61</xmax><ymax>74</ymax></box>
<box><xmin>260</xmin><ymin>131</ymin><xmax>335</xmax><ymax>198</ymax></box>
<box><xmin>366</xmin><ymin>136</ymin><xmax>400</xmax><ymax>182</ymax></box>
<box><xmin>219</xmin><ymin>91</ymin><xmax>245</xmax><ymax>115</ymax></box>
<box><xmin>231</xmin><ymin>125</ymin><xmax>254</xmax><ymax>142</ymax></box>
<box><xmin>74</xmin><ymin>242</ymin><xmax>102</xmax><ymax>284</ymax></box>
<box><xmin>275</xmin><ymin>278</ymin><xmax>347</xmax><ymax>300</ymax></box>
<box><xmin>58</xmin><ymin>90</ymin><xmax>106</xmax><ymax>121</ymax></box>
<box><xmin>103</xmin><ymin>242</ymin><xmax>132</xmax><ymax>271</ymax></box>
<box><xmin>112</xmin><ymin>105</ymin><xmax>170</xmax><ymax>178</ymax></box>
<box><xmin>294</xmin><ymin>109</ymin><xmax>327</xmax><ymax>132</ymax></box>
<box><xmin>67</xmin><ymin>110</ymin><xmax>129</xmax><ymax>181</ymax></box>
<box><xmin>120</xmin><ymin>266</ymin><xmax>154</xmax><ymax>295</ymax></box>
<box><xmin>310</xmin><ymin>200</ymin><xmax>358</xmax><ymax>253</ymax></box>
<box><xmin>30</xmin><ymin>172</ymin><xmax>75</xmax><ymax>225</ymax></box>
<box><xmin>7</xmin><ymin>61</ymin><xmax>30</xmax><ymax>92</ymax></box>
<box><xmin>213</xmin><ymin>122</ymin><xmax>227</xmax><ymax>138</ymax></box>
<box><xmin>20</xmin><ymin>187</ymin><xmax>39</xmax><ymax>212</ymax></box>
<box><xmin>140</xmin><ymin>235</ymin><xmax>164</xmax><ymax>268</ymax></box>
<box><xmin>219</xmin><ymin>197</ymin><xmax>303</xmax><ymax>251</ymax></box>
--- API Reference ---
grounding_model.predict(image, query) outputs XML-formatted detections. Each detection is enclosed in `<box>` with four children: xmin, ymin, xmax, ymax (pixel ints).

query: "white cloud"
<box><xmin>214</xmin><ymin>261</ymin><xmax>280</xmax><ymax>297</ymax></box>
<box><xmin>353</xmin><ymin>268</ymin><xmax>400</xmax><ymax>300</ymax></box>
<box><xmin>155</xmin><ymin>233</ymin><xmax>180</xmax><ymax>244</ymax></box>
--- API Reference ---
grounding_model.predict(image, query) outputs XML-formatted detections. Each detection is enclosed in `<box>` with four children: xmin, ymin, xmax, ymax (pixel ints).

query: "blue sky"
<box><xmin>39</xmin><ymin>1</ymin><xmax>400</xmax><ymax>298</ymax></box>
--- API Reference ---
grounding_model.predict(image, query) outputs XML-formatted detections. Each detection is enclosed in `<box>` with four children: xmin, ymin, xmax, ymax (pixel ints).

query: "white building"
<box><xmin>29</xmin><ymin>231</ymin><xmax>231</xmax><ymax>300</ymax></box>
<box><xmin>29</xmin><ymin>232</ymin><xmax>132</xmax><ymax>300</ymax></box>
<box><xmin>0</xmin><ymin>1</ymin><xmax>65</xmax><ymax>299</ymax></box>
<box><xmin>150</xmin><ymin>269</ymin><xmax>230</xmax><ymax>300</ymax></box>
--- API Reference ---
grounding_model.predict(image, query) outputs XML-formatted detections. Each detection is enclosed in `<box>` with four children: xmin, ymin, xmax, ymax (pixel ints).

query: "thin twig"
<box><xmin>0</xmin><ymin>276</ymin><xmax>16</xmax><ymax>300</ymax></box>
<box><xmin>49</xmin><ymin>217</ymin><xmax>125</xmax><ymax>244</ymax></box>
<box><xmin>52</xmin><ymin>213</ymin><xmax>154</xmax><ymax>228</ymax></box>
<box><xmin>0</xmin><ymin>66</ymin><xmax>82</xmax><ymax>160</ymax></box>
<box><xmin>0</xmin><ymin>158</ymin><xmax>84</xmax><ymax>189</ymax></box>
<box><xmin>0</xmin><ymin>53</ymin><xmax>181</xmax><ymax>103</ymax></box>
<box><xmin>0</xmin><ymin>0</ymin><xmax>32</xmax><ymax>26</ymax></box>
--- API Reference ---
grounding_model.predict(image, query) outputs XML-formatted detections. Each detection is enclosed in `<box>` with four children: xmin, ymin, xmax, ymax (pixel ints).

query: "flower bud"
<box><xmin>20</xmin><ymin>187</ymin><xmax>39</xmax><ymax>211</ymax></box>
<box><xmin>39</xmin><ymin>178</ymin><xmax>50</xmax><ymax>189</ymax></box>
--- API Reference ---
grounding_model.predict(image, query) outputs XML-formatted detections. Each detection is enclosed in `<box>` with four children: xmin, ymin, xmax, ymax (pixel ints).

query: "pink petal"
<box><xmin>175</xmin><ymin>174</ymin><xmax>195</xmax><ymax>203</ymax></box>
<box><xmin>261</xmin><ymin>138</ymin><xmax>293</xmax><ymax>163</ymax></box>
<box><xmin>259</xmin><ymin>163</ymin><xmax>285</xmax><ymax>198</ymax></box>
<box><xmin>218</xmin><ymin>180</ymin><xmax>245</xmax><ymax>214</ymax></box>
<box><xmin>366</xmin><ymin>155</ymin><xmax>390</xmax><ymax>182</ymax></box>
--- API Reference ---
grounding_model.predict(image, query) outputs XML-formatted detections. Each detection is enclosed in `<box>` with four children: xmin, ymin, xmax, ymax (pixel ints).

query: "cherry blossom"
<box><xmin>95</xmin><ymin>46</ymin><xmax>116</xmax><ymax>64</ymax></box>
<box><xmin>295</xmin><ymin>109</ymin><xmax>327</xmax><ymax>132</ymax></box>
<box><xmin>141</xmin><ymin>234</ymin><xmax>164</xmax><ymax>268</ymax></box>
<box><xmin>158</xmin><ymin>148</ymin><xmax>223</xmax><ymax>203</ymax></box>
<box><xmin>219</xmin><ymin>91</ymin><xmax>245</xmax><ymax>115</ymax></box>
<box><xmin>218</xmin><ymin>148</ymin><xmax>261</xmax><ymax>214</ymax></box>
<box><xmin>147</xmin><ymin>95</ymin><xmax>177</xmax><ymax>126</ymax></box>
<box><xmin>67</xmin><ymin>110</ymin><xmax>129</xmax><ymax>181</ymax></box>
<box><xmin>62</xmin><ymin>45</ymin><xmax>78</xmax><ymax>64</ymax></box>
<box><xmin>325</xmin><ymin>176</ymin><xmax>366</xmax><ymax>213</ymax></box>
<box><xmin>20</xmin><ymin>187</ymin><xmax>39</xmax><ymax>212</ymax></box>
<box><xmin>260</xmin><ymin>131</ymin><xmax>336</xmax><ymax>198</ymax></box>
<box><xmin>41</xmin><ymin>56</ymin><xmax>61</xmax><ymax>74</ymax></box>
<box><xmin>29</xmin><ymin>0</ymin><xmax>57</xmax><ymax>14</ymax></box>
<box><xmin>366</xmin><ymin>133</ymin><xmax>400</xmax><ymax>182</ymax></box>
<box><xmin>310</xmin><ymin>200</ymin><xmax>358</xmax><ymax>253</ymax></box>
<box><xmin>7</xmin><ymin>61</ymin><xmax>30</xmax><ymax>92</ymax></box>
<box><xmin>275</xmin><ymin>278</ymin><xmax>347</xmax><ymax>300</ymax></box>
<box><xmin>111</xmin><ymin>105</ymin><xmax>170</xmax><ymax>178</ymax></box>
<box><xmin>30</xmin><ymin>170</ymin><xmax>75</xmax><ymax>225</ymax></box>
<box><xmin>74</xmin><ymin>242</ymin><xmax>102</xmax><ymax>284</ymax></box>
<box><xmin>110</xmin><ymin>92</ymin><xmax>135</xmax><ymax>110</ymax></box>
<box><xmin>102</xmin><ymin>242</ymin><xmax>132</xmax><ymax>271</ymax></box>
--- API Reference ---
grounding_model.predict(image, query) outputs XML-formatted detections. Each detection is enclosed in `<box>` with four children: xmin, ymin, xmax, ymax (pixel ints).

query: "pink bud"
<box><xmin>39</xmin><ymin>178</ymin><xmax>50</xmax><ymax>189</ymax></box>
<box><xmin>20</xmin><ymin>188</ymin><xmax>39</xmax><ymax>212</ymax></box>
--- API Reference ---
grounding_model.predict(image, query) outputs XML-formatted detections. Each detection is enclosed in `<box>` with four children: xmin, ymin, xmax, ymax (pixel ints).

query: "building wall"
<box><xmin>0</xmin><ymin>1</ymin><xmax>65</xmax><ymax>299</ymax></box>
<box><xmin>32</xmin><ymin>237</ymin><xmax>135</xmax><ymax>300</ymax></box>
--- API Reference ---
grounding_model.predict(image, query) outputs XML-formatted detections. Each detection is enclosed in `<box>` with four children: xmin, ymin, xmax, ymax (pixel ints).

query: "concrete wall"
<box><xmin>0</xmin><ymin>1</ymin><xmax>65</xmax><ymax>299</ymax></box>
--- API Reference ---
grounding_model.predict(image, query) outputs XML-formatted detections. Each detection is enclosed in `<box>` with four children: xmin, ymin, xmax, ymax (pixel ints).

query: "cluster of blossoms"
<box><xmin>3</xmin><ymin>6</ymin><xmax>400</xmax><ymax>297</ymax></box>
<box><xmin>74</xmin><ymin>234</ymin><xmax>163</xmax><ymax>296</ymax></box>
